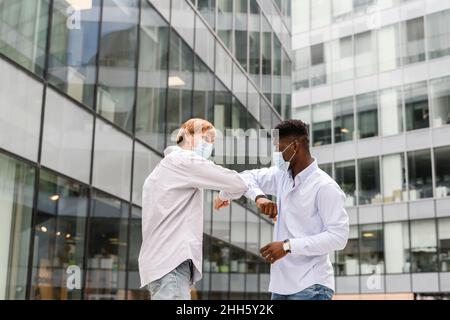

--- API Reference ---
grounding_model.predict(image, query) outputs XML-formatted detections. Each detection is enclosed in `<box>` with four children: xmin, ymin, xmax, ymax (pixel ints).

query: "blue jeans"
<box><xmin>148</xmin><ymin>260</ymin><xmax>193</xmax><ymax>300</ymax></box>
<box><xmin>271</xmin><ymin>284</ymin><xmax>334</xmax><ymax>300</ymax></box>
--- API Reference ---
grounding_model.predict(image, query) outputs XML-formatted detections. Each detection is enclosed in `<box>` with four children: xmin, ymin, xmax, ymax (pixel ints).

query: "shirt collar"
<box><xmin>290</xmin><ymin>158</ymin><xmax>318</xmax><ymax>185</ymax></box>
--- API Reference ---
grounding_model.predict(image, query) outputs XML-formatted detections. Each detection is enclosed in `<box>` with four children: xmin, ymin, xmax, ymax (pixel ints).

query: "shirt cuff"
<box><xmin>244</xmin><ymin>188</ymin><xmax>266</xmax><ymax>202</ymax></box>
<box><xmin>290</xmin><ymin>238</ymin><xmax>305</xmax><ymax>255</ymax></box>
<box><xmin>219</xmin><ymin>191</ymin><xmax>232</xmax><ymax>201</ymax></box>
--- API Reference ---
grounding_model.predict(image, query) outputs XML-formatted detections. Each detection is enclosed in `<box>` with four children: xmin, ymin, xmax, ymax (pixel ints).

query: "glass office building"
<box><xmin>292</xmin><ymin>0</ymin><xmax>450</xmax><ymax>298</ymax></box>
<box><xmin>0</xmin><ymin>0</ymin><xmax>291</xmax><ymax>300</ymax></box>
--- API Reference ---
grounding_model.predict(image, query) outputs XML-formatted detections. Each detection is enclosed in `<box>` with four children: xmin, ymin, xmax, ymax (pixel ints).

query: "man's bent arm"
<box><xmin>290</xmin><ymin>183</ymin><xmax>349</xmax><ymax>256</ymax></box>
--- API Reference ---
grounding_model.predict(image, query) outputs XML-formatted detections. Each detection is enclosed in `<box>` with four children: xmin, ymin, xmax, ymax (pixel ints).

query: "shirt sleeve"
<box><xmin>219</xmin><ymin>166</ymin><xmax>281</xmax><ymax>201</ymax></box>
<box><xmin>179</xmin><ymin>154</ymin><xmax>249</xmax><ymax>200</ymax></box>
<box><xmin>290</xmin><ymin>183</ymin><xmax>349</xmax><ymax>256</ymax></box>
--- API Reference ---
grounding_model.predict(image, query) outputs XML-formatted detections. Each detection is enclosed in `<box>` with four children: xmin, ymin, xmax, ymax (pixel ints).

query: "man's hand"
<box><xmin>256</xmin><ymin>197</ymin><xmax>278</xmax><ymax>221</ymax></box>
<box><xmin>214</xmin><ymin>196</ymin><xmax>230</xmax><ymax>211</ymax></box>
<box><xmin>260</xmin><ymin>242</ymin><xmax>287</xmax><ymax>264</ymax></box>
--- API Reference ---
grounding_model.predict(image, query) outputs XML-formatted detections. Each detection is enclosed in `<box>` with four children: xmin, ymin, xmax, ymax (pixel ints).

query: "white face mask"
<box><xmin>272</xmin><ymin>141</ymin><xmax>296</xmax><ymax>171</ymax></box>
<box><xmin>194</xmin><ymin>139</ymin><xmax>214</xmax><ymax>159</ymax></box>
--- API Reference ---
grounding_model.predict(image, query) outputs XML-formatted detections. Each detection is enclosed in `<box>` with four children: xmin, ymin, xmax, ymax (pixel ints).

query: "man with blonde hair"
<box><xmin>139</xmin><ymin>118</ymin><xmax>250</xmax><ymax>300</ymax></box>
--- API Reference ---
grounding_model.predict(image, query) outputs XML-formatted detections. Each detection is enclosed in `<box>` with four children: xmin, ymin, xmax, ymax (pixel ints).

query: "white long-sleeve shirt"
<box><xmin>138</xmin><ymin>146</ymin><xmax>248</xmax><ymax>288</ymax></box>
<box><xmin>239</xmin><ymin>159</ymin><xmax>349</xmax><ymax>295</ymax></box>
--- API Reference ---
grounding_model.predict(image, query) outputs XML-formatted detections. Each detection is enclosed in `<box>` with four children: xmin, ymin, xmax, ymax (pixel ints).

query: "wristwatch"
<box><xmin>283</xmin><ymin>239</ymin><xmax>292</xmax><ymax>254</ymax></box>
<box><xmin>255</xmin><ymin>195</ymin><xmax>268</xmax><ymax>202</ymax></box>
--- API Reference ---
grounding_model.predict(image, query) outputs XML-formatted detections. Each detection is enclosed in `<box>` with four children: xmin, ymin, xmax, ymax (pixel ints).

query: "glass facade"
<box><xmin>293</xmin><ymin>0</ymin><xmax>450</xmax><ymax>297</ymax></box>
<box><xmin>0</xmin><ymin>0</ymin><xmax>291</xmax><ymax>300</ymax></box>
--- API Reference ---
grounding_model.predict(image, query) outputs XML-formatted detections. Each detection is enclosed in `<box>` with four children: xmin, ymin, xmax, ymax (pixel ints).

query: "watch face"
<box><xmin>283</xmin><ymin>242</ymin><xmax>289</xmax><ymax>251</ymax></box>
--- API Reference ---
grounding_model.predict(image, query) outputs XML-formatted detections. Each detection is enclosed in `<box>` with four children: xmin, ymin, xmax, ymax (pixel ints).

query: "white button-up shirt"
<box><xmin>240</xmin><ymin>159</ymin><xmax>349</xmax><ymax>295</ymax></box>
<box><xmin>139</xmin><ymin>146</ymin><xmax>248</xmax><ymax>288</ymax></box>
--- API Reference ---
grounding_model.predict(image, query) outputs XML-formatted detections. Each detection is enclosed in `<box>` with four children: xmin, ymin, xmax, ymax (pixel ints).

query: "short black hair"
<box><xmin>275</xmin><ymin>119</ymin><xmax>310</xmax><ymax>146</ymax></box>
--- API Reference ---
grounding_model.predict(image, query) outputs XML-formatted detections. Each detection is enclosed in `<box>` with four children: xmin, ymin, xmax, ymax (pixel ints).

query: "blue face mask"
<box><xmin>194</xmin><ymin>139</ymin><xmax>214</xmax><ymax>159</ymax></box>
<box><xmin>272</xmin><ymin>141</ymin><xmax>296</xmax><ymax>171</ymax></box>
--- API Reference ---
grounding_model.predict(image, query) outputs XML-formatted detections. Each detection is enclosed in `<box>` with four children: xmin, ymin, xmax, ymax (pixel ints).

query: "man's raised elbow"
<box><xmin>336</xmin><ymin>237</ymin><xmax>348</xmax><ymax>251</ymax></box>
<box><xmin>336</xmin><ymin>228</ymin><xmax>349</xmax><ymax>251</ymax></box>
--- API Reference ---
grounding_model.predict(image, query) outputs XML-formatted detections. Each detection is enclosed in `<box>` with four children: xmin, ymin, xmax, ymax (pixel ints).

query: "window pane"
<box><xmin>135</xmin><ymin>2</ymin><xmax>169</xmax><ymax>152</ymax></box>
<box><xmin>435</xmin><ymin>146</ymin><xmax>450</xmax><ymax>198</ymax></box>
<box><xmin>235</xmin><ymin>0</ymin><xmax>248</xmax><ymax>71</ymax></box>
<box><xmin>248</xmin><ymin>81</ymin><xmax>260</xmax><ymax>121</ymax></box>
<box><xmin>353</xmin><ymin>0</ymin><xmax>375</xmax><ymax>13</ymax></box>
<box><xmin>0</xmin><ymin>58</ymin><xmax>43</xmax><ymax>162</ymax></box>
<box><xmin>312</xmin><ymin>102</ymin><xmax>332</xmax><ymax>146</ymax></box>
<box><xmin>217</xmin><ymin>0</ymin><xmax>233</xmax><ymax>49</ymax></box>
<box><xmin>380</xmin><ymin>87</ymin><xmax>403</xmax><ymax>136</ymax></box>
<box><xmin>430</xmin><ymin>76</ymin><xmax>450</xmax><ymax>128</ymax></box>
<box><xmin>261</xmin><ymin>18</ymin><xmax>272</xmax><ymax>102</ymax></box>
<box><xmin>332</xmin><ymin>0</ymin><xmax>352</xmax><ymax>22</ymax></box>
<box><xmin>171</xmin><ymin>0</ymin><xmax>195</xmax><ymax>48</ymax></box>
<box><xmin>198</xmin><ymin>0</ymin><xmax>215</xmax><ymax>27</ymax></box>
<box><xmin>213</xmin><ymin>79</ymin><xmax>232</xmax><ymax>165</ymax></box>
<box><xmin>378</xmin><ymin>24</ymin><xmax>401</xmax><ymax>72</ymax></box>
<box><xmin>384</xmin><ymin>222</ymin><xmax>410</xmax><ymax>273</ymax></box>
<box><xmin>357</xmin><ymin>92</ymin><xmax>378</xmax><ymax>139</ymax></box>
<box><xmin>410</xmin><ymin>219</ymin><xmax>438</xmax><ymax>273</ymax></box>
<box><xmin>235</xmin><ymin>62</ymin><xmax>249</xmax><ymax>105</ymax></box>
<box><xmin>358</xmin><ymin>157</ymin><xmax>381</xmax><ymax>205</ymax></box>
<box><xmin>195</xmin><ymin>16</ymin><xmax>215</xmax><ymax>71</ymax></box>
<box><xmin>48</xmin><ymin>0</ymin><xmax>100</xmax><ymax>108</ymax></box>
<box><xmin>310</xmin><ymin>42</ymin><xmax>330</xmax><ymax>87</ymax></box>
<box><xmin>319</xmin><ymin>163</ymin><xmax>333</xmax><ymax>177</ymax></box>
<box><xmin>407</xmin><ymin>149</ymin><xmax>433</xmax><ymax>200</ymax></box>
<box><xmin>355</xmin><ymin>31</ymin><xmax>377</xmax><ymax>77</ymax></box>
<box><xmin>427</xmin><ymin>9</ymin><xmax>450</xmax><ymax>60</ymax></box>
<box><xmin>247</xmin><ymin>211</ymin><xmax>260</xmax><ymax>256</ymax></box>
<box><xmin>292</xmin><ymin>0</ymin><xmax>309</xmax><ymax>34</ymax></box>
<box><xmin>331</xmin><ymin>36</ymin><xmax>353</xmax><ymax>82</ymax></box>
<box><xmin>260</xmin><ymin>219</ymin><xmax>272</xmax><ymax>253</ymax></box>
<box><xmin>293</xmin><ymin>47</ymin><xmax>310</xmax><ymax>90</ymax></box>
<box><xmin>215</xmin><ymin>42</ymin><xmax>232</xmax><ymax>90</ymax></box>
<box><xmin>335</xmin><ymin>160</ymin><xmax>356</xmax><ymax>206</ymax></box>
<box><xmin>194</xmin><ymin>58</ymin><xmax>215</xmax><ymax>120</ymax></box>
<box><xmin>132</xmin><ymin>142</ymin><xmax>160</xmax><ymax>206</ymax></box>
<box><xmin>127</xmin><ymin>207</ymin><xmax>147</xmax><ymax>300</ymax></box>
<box><xmin>97</xmin><ymin>0</ymin><xmax>138</xmax><ymax>132</ymax></box>
<box><xmin>360</xmin><ymin>224</ymin><xmax>384</xmax><ymax>275</ymax></box>
<box><xmin>0</xmin><ymin>0</ymin><xmax>49</xmax><ymax>76</ymax></box>
<box><xmin>213</xmin><ymin>193</ymin><xmax>230</xmax><ymax>243</ymax></box>
<box><xmin>336</xmin><ymin>226</ymin><xmax>359</xmax><ymax>275</ymax></box>
<box><xmin>311</xmin><ymin>0</ymin><xmax>331</xmax><ymax>29</ymax></box>
<box><xmin>334</xmin><ymin>97</ymin><xmax>354</xmax><ymax>143</ymax></box>
<box><xmin>404</xmin><ymin>81</ymin><xmax>429</xmax><ymax>131</ymax></box>
<box><xmin>249</xmin><ymin>0</ymin><xmax>260</xmax><ymax>86</ymax></box>
<box><xmin>41</xmin><ymin>88</ymin><xmax>94</xmax><ymax>184</ymax></box>
<box><xmin>31</xmin><ymin>170</ymin><xmax>89</xmax><ymax>300</ymax></box>
<box><xmin>166</xmin><ymin>32</ymin><xmax>194</xmax><ymax>144</ymax></box>
<box><xmin>438</xmin><ymin>218</ymin><xmax>450</xmax><ymax>272</ymax></box>
<box><xmin>402</xmin><ymin>17</ymin><xmax>425</xmax><ymax>65</ymax></box>
<box><xmin>93</xmin><ymin>119</ymin><xmax>133</xmax><ymax>201</ymax></box>
<box><xmin>85</xmin><ymin>191</ymin><xmax>128</xmax><ymax>299</ymax></box>
<box><xmin>382</xmin><ymin>153</ymin><xmax>406</xmax><ymax>203</ymax></box>
<box><xmin>0</xmin><ymin>153</ymin><xmax>34</xmax><ymax>299</ymax></box>
<box><xmin>229</xmin><ymin>202</ymin><xmax>246</xmax><ymax>250</ymax></box>
<box><xmin>293</xmin><ymin>105</ymin><xmax>310</xmax><ymax>131</ymax></box>
<box><xmin>210</xmin><ymin>238</ymin><xmax>229</xmax><ymax>299</ymax></box>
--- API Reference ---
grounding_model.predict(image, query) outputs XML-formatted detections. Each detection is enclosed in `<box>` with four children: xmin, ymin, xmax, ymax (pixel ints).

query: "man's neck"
<box><xmin>291</xmin><ymin>155</ymin><xmax>314</xmax><ymax>179</ymax></box>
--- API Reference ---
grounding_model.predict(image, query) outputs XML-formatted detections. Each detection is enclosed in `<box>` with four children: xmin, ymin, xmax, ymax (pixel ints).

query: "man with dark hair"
<box><xmin>216</xmin><ymin>119</ymin><xmax>349</xmax><ymax>300</ymax></box>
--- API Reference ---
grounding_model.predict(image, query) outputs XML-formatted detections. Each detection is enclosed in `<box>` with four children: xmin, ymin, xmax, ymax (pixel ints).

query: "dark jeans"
<box><xmin>271</xmin><ymin>284</ymin><xmax>334</xmax><ymax>300</ymax></box>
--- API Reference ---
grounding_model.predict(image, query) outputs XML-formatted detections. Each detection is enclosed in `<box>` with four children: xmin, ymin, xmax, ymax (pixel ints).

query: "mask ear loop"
<box><xmin>285</xmin><ymin>141</ymin><xmax>297</xmax><ymax>163</ymax></box>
